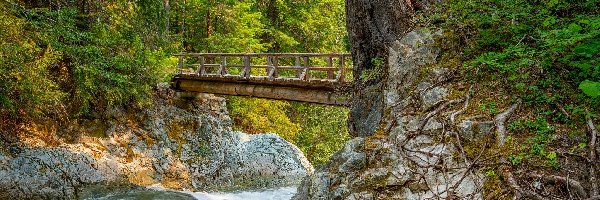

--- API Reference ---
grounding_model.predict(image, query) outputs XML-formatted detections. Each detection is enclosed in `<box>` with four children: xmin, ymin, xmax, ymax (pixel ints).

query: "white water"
<box><xmin>186</xmin><ymin>187</ymin><xmax>297</xmax><ymax>200</ymax></box>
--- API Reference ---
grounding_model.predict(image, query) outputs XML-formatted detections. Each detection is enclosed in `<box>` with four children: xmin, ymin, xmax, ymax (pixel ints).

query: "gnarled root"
<box><xmin>526</xmin><ymin>173</ymin><xmax>587</xmax><ymax>198</ymax></box>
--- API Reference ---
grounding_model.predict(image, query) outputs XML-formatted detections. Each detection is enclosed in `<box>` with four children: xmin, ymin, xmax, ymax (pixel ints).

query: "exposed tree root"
<box><xmin>586</xmin><ymin>195</ymin><xmax>600</xmax><ymax>200</ymax></box>
<box><xmin>526</xmin><ymin>173</ymin><xmax>587</xmax><ymax>198</ymax></box>
<box><xmin>450</xmin><ymin>84</ymin><xmax>473</xmax><ymax>124</ymax></box>
<box><xmin>493</xmin><ymin>100</ymin><xmax>543</xmax><ymax>200</ymax></box>
<box><xmin>494</xmin><ymin>100</ymin><xmax>521</xmax><ymax>146</ymax></box>
<box><xmin>505</xmin><ymin>172</ymin><xmax>544</xmax><ymax>200</ymax></box>
<box><xmin>588</xmin><ymin>118</ymin><xmax>599</xmax><ymax>196</ymax></box>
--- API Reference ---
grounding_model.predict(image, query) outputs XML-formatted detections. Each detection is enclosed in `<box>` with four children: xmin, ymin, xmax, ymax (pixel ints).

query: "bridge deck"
<box><xmin>171</xmin><ymin>53</ymin><xmax>353</xmax><ymax>105</ymax></box>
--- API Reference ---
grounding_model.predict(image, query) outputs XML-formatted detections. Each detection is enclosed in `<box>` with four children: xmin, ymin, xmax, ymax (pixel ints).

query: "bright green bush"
<box><xmin>0</xmin><ymin>5</ymin><xmax>65</xmax><ymax>117</ymax></box>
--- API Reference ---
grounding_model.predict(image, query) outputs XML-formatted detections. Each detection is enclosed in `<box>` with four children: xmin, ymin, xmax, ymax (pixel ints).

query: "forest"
<box><xmin>1</xmin><ymin>0</ymin><xmax>600</xmax><ymax>199</ymax></box>
<box><xmin>0</xmin><ymin>0</ymin><xmax>350</xmax><ymax>166</ymax></box>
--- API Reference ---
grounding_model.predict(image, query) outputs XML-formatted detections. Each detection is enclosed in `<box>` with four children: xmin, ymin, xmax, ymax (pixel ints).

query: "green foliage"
<box><xmin>289</xmin><ymin>103</ymin><xmax>350</xmax><ymax>166</ymax></box>
<box><xmin>1</xmin><ymin>1</ymin><xmax>177</xmax><ymax>117</ymax></box>
<box><xmin>182</xmin><ymin>0</ymin><xmax>350</xmax><ymax>165</ymax></box>
<box><xmin>1</xmin><ymin>0</ymin><xmax>349</xmax><ymax>166</ymax></box>
<box><xmin>360</xmin><ymin>57</ymin><xmax>384</xmax><ymax>82</ymax></box>
<box><xmin>579</xmin><ymin>80</ymin><xmax>600</xmax><ymax>97</ymax></box>
<box><xmin>431</xmin><ymin>0</ymin><xmax>600</xmax><ymax>171</ymax></box>
<box><xmin>227</xmin><ymin>97</ymin><xmax>300</xmax><ymax>141</ymax></box>
<box><xmin>434</xmin><ymin>0</ymin><xmax>600</xmax><ymax>110</ymax></box>
<box><xmin>507</xmin><ymin>116</ymin><xmax>559</xmax><ymax>168</ymax></box>
<box><xmin>0</xmin><ymin>4</ymin><xmax>66</xmax><ymax>116</ymax></box>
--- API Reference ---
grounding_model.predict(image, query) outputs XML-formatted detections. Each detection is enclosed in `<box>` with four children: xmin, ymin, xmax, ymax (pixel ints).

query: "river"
<box><xmin>82</xmin><ymin>185</ymin><xmax>298</xmax><ymax>200</ymax></box>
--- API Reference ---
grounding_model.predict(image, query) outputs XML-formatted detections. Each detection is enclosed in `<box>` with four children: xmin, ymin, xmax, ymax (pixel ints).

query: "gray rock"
<box><xmin>422</xmin><ymin>86</ymin><xmax>448</xmax><ymax>108</ymax></box>
<box><xmin>385</xmin><ymin>30</ymin><xmax>441</xmax><ymax>107</ymax></box>
<box><xmin>346</xmin><ymin>192</ymin><xmax>373</xmax><ymax>200</ymax></box>
<box><xmin>458</xmin><ymin>120</ymin><xmax>495</xmax><ymax>141</ymax></box>
<box><xmin>0</xmin><ymin>84</ymin><xmax>313</xmax><ymax>198</ymax></box>
<box><xmin>294</xmin><ymin>29</ymin><xmax>483</xmax><ymax>200</ymax></box>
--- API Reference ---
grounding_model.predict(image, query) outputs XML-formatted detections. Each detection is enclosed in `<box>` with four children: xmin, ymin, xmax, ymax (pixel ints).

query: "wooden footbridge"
<box><xmin>171</xmin><ymin>53</ymin><xmax>353</xmax><ymax>106</ymax></box>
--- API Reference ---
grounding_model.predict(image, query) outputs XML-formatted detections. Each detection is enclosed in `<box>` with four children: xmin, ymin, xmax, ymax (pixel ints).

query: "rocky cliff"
<box><xmin>0</xmin><ymin>84</ymin><xmax>313</xmax><ymax>198</ymax></box>
<box><xmin>294</xmin><ymin>29</ymin><xmax>484</xmax><ymax>199</ymax></box>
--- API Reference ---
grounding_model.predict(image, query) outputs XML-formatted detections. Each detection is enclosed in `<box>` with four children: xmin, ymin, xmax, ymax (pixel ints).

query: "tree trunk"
<box><xmin>164</xmin><ymin>0</ymin><xmax>170</xmax><ymax>34</ymax></box>
<box><xmin>345</xmin><ymin>0</ymin><xmax>416</xmax><ymax>137</ymax></box>
<box><xmin>206</xmin><ymin>9</ymin><xmax>213</xmax><ymax>37</ymax></box>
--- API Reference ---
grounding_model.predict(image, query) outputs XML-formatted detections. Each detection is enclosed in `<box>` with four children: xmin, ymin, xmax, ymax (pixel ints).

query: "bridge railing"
<box><xmin>175</xmin><ymin>53</ymin><xmax>353</xmax><ymax>82</ymax></box>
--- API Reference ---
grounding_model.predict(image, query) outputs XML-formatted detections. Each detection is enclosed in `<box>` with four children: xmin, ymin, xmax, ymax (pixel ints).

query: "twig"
<box><xmin>556</xmin><ymin>103</ymin><xmax>571</xmax><ymax>119</ymax></box>
<box><xmin>588</xmin><ymin>118</ymin><xmax>599</xmax><ymax>196</ymax></box>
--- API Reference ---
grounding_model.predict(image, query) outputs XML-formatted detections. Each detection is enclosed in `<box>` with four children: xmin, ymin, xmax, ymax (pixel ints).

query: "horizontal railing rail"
<box><xmin>175</xmin><ymin>53</ymin><xmax>353</xmax><ymax>82</ymax></box>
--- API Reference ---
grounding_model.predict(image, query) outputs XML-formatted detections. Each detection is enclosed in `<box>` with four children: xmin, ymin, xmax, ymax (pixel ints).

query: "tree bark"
<box><xmin>164</xmin><ymin>0</ymin><xmax>170</xmax><ymax>34</ymax></box>
<box><xmin>345</xmin><ymin>0</ymin><xmax>416</xmax><ymax>137</ymax></box>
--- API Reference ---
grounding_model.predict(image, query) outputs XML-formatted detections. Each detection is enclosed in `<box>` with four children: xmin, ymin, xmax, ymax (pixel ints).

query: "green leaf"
<box><xmin>573</xmin><ymin>39</ymin><xmax>600</xmax><ymax>58</ymax></box>
<box><xmin>579</xmin><ymin>80</ymin><xmax>600</xmax><ymax>97</ymax></box>
<box><xmin>568</xmin><ymin>23</ymin><xmax>582</xmax><ymax>33</ymax></box>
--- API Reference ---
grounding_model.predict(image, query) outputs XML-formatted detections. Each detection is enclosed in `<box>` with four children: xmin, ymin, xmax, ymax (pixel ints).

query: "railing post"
<box><xmin>243</xmin><ymin>55</ymin><xmax>251</xmax><ymax>78</ymax></box>
<box><xmin>295</xmin><ymin>56</ymin><xmax>301</xmax><ymax>78</ymax></box>
<box><xmin>273</xmin><ymin>56</ymin><xmax>278</xmax><ymax>79</ymax></box>
<box><xmin>266</xmin><ymin>56</ymin><xmax>274</xmax><ymax>79</ymax></box>
<box><xmin>337</xmin><ymin>55</ymin><xmax>346</xmax><ymax>82</ymax></box>
<box><xmin>218</xmin><ymin>56</ymin><xmax>226</xmax><ymax>76</ymax></box>
<box><xmin>198</xmin><ymin>56</ymin><xmax>206</xmax><ymax>76</ymax></box>
<box><xmin>177</xmin><ymin>55</ymin><xmax>183</xmax><ymax>74</ymax></box>
<box><xmin>302</xmin><ymin>56</ymin><xmax>309</xmax><ymax>80</ymax></box>
<box><xmin>327</xmin><ymin>56</ymin><xmax>334</xmax><ymax>79</ymax></box>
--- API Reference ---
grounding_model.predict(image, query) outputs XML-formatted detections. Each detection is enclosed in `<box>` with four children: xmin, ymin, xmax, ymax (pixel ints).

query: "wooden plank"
<box><xmin>308</xmin><ymin>67</ymin><xmax>337</xmax><ymax>71</ymax></box>
<box><xmin>175</xmin><ymin>80</ymin><xmax>350</xmax><ymax>106</ymax></box>
<box><xmin>301</xmin><ymin>56</ymin><xmax>309</xmax><ymax>80</ymax></box>
<box><xmin>273</xmin><ymin>66</ymin><xmax>304</xmax><ymax>70</ymax></box>
<box><xmin>173</xmin><ymin>74</ymin><xmax>349</xmax><ymax>90</ymax></box>
<box><xmin>295</xmin><ymin>56</ymin><xmax>301</xmax><ymax>78</ymax></box>
<box><xmin>267</xmin><ymin>56</ymin><xmax>275</xmax><ymax>79</ymax></box>
<box><xmin>273</xmin><ymin>56</ymin><xmax>279</xmax><ymax>78</ymax></box>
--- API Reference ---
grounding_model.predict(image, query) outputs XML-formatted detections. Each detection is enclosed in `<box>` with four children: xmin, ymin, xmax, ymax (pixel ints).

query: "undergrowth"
<box><xmin>417</xmin><ymin>0</ymin><xmax>599</xmax><ymax>197</ymax></box>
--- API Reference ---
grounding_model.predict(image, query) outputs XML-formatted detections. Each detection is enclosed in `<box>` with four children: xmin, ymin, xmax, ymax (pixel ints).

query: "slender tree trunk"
<box><xmin>164</xmin><ymin>0</ymin><xmax>170</xmax><ymax>34</ymax></box>
<box><xmin>345</xmin><ymin>0</ymin><xmax>416</xmax><ymax>137</ymax></box>
<box><xmin>206</xmin><ymin>9</ymin><xmax>213</xmax><ymax>37</ymax></box>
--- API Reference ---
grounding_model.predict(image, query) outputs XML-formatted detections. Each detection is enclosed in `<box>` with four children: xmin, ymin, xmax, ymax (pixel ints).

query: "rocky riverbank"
<box><xmin>0</xmin><ymin>84</ymin><xmax>313</xmax><ymax>198</ymax></box>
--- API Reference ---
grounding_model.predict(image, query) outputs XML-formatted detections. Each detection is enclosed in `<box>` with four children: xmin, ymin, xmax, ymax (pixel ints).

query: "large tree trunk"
<box><xmin>345</xmin><ymin>0</ymin><xmax>417</xmax><ymax>137</ymax></box>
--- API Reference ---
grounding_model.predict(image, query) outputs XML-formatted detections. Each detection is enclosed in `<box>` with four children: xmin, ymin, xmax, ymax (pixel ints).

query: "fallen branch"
<box><xmin>526</xmin><ymin>173</ymin><xmax>587</xmax><ymax>198</ymax></box>
<box><xmin>588</xmin><ymin>118</ymin><xmax>599</xmax><ymax>196</ymax></box>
